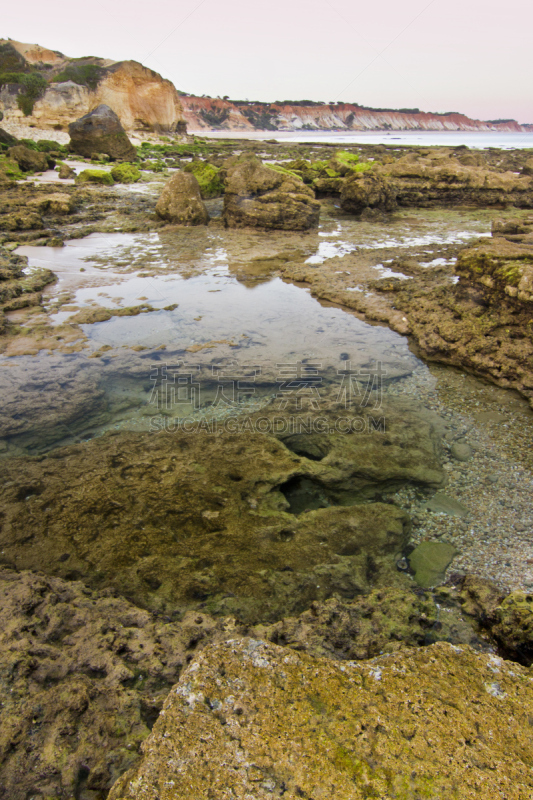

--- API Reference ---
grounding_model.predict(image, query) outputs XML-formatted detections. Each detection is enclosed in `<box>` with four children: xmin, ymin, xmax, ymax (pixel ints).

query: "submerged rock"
<box><xmin>109</xmin><ymin>638</ymin><xmax>533</xmax><ymax>799</ymax></box>
<box><xmin>0</xmin><ymin>403</ymin><xmax>444</xmax><ymax>621</ymax></box>
<box><xmin>68</xmin><ymin>104</ymin><xmax>137</xmax><ymax>161</ymax></box>
<box><xmin>408</xmin><ymin>540</ymin><xmax>457</xmax><ymax>587</ymax></box>
<box><xmin>156</xmin><ymin>171</ymin><xmax>210</xmax><ymax>225</ymax></box>
<box><xmin>255</xmin><ymin>586</ymin><xmax>482</xmax><ymax>660</ymax></box>
<box><xmin>223</xmin><ymin>156</ymin><xmax>320</xmax><ymax>230</ymax></box>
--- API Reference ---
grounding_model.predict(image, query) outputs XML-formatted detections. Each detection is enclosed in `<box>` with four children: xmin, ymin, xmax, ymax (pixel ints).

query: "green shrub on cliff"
<box><xmin>75</xmin><ymin>169</ymin><xmax>114</xmax><ymax>186</ymax></box>
<box><xmin>16</xmin><ymin>73</ymin><xmax>48</xmax><ymax>116</ymax></box>
<box><xmin>184</xmin><ymin>160</ymin><xmax>224</xmax><ymax>198</ymax></box>
<box><xmin>110</xmin><ymin>163</ymin><xmax>142</xmax><ymax>183</ymax></box>
<box><xmin>52</xmin><ymin>64</ymin><xmax>105</xmax><ymax>90</ymax></box>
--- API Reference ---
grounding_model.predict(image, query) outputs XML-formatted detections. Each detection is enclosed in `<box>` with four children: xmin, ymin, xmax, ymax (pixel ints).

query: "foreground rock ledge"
<box><xmin>109</xmin><ymin>639</ymin><xmax>533</xmax><ymax>799</ymax></box>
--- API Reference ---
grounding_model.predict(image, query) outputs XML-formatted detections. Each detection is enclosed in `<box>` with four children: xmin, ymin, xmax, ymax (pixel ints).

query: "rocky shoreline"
<box><xmin>1</xmin><ymin>115</ymin><xmax>533</xmax><ymax>798</ymax></box>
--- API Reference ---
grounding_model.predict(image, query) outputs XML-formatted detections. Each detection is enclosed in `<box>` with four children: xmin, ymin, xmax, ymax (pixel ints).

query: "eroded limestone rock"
<box><xmin>340</xmin><ymin>171</ymin><xmax>398</xmax><ymax>215</ymax></box>
<box><xmin>109</xmin><ymin>638</ymin><xmax>533</xmax><ymax>800</ymax></box>
<box><xmin>155</xmin><ymin>171</ymin><xmax>210</xmax><ymax>225</ymax></box>
<box><xmin>223</xmin><ymin>156</ymin><xmax>320</xmax><ymax>230</ymax></box>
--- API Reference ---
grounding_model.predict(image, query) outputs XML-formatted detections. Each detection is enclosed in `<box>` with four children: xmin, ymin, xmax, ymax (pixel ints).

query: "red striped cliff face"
<box><xmin>181</xmin><ymin>97</ymin><xmax>531</xmax><ymax>133</ymax></box>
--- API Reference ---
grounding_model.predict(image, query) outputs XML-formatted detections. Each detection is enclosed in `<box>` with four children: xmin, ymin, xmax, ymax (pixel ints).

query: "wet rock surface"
<box><xmin>223</xmin><ymin>156</ymin><xmax>320</xmax><ymax>230</ymax></box>
<box><xmin>68</xmin><ymin>105</ymin><xmax>137</xmax><ymax>162</ymax></box>
<box><xmin>155</xmin><ymin>171</ymin><xmax>210</xmax><ymax>225</ymax></box>
<box><xmin>0</xmin><ymin>245</ymin><xmax>55</xmax><ymax>331</ymax></box>
<box><xmin>1</xmin><ymin>136</ymin><xmax>533</xmax><ymax>798</ymax></box>
<box><xmin>255</xmin><ymin>585</ymin><xmax>487</xmax><ymax>660</ymax></box>
<box><xmin>378</xmin><ymin>150</ymin><xmax>533</xmax><ymax>208</ymax></box>
<box><xmin>0</xmin><ymin>402</ymin><xmax>444</xmax><ymax>621</ymax></box>
<box><xmin>109</xmin><ymin>637</ymin><xmax>533</xmax><ymax>800</ymax></box>
<box><xmin>0</xmin><ymin>568</ymin><xmax>240</xmax><ymax>800</ymax></box>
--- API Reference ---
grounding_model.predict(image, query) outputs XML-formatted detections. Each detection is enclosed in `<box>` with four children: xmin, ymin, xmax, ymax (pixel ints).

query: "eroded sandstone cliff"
<box><xmin>0</xmin><ymin>40</ymin><xmax>186</xmax><ymax>134</ymax></box>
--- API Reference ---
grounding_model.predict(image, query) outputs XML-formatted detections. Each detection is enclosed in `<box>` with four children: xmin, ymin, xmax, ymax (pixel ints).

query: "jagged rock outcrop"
<box><xmin>0</xmin><ymin>245</ymin><xmax>54</xmax><ymax>331</ymax></box>
<box><xmin>223</xmin><ymin>156</ymin><xmax>320</xmax><ymax>230</ymax></box>
<box><xmin>68</xmin><ymin>104</ymin><xmax>137</xmax><ymax>161</ymax></box>
<box><xmin>155</xmin><ymin>171</ymin><xmax>210</xmax><ymax>225</ymax></box>
<box><xmin>340</xmin><ymin>171</ymin><xmax>397</xmax><ymax>215</ymax></box>
<box><xmin>109</xmin><ymin>638</ymin><xmax>533</xmax><ymax>800</ymax></box>
<box><xmin>0</xmin><ymin>127</ymin><xmax>16</xmax><ymax>146</ymax></box>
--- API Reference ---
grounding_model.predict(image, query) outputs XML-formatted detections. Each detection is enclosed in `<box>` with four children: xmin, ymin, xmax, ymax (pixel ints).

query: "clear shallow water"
<box><xmin>198</xmin><ymin>130</ymin><xmax>533</xmax><ymax>150</ymax></box>
<box><xmin>4</xmin><ymin>211</ymin><xmax>533</xmax><ymax>595</ymax></box>
<box><xmin>0</xmin><ymin>208</ymin><xmax>496</xmax><ymax>453</ymax></box>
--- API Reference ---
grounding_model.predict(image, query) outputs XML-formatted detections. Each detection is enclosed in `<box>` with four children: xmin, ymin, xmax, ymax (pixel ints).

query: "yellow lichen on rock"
<box><xmin>109</xmin><ymin>638</ymin><xmax>533</xmax><ymax>800</ymax></box>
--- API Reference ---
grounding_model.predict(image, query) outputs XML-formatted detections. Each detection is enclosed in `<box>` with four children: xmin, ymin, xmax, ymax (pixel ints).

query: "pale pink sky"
<box><xmin>3</xmin><ymin>0</ymin><xmax>532</xmax><ymax>122</ymax></box>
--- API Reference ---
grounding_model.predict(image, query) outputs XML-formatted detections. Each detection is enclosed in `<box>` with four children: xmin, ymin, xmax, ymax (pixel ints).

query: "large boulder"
<box><xmin>223</xmin><ymin>156</ymin><xmax>320</xmax><ymax>230</ymax></box>
<box><xmin>155</xmin><ymin>171</ymin><xmax>210</xmax><ymax>225</ymax></box>
<box><xmin>6</xmin><ymin>144</ymin><xmax>48</xmax><ymax>173</ymax></box>
<box><xmin>68</xmin><ymin>104</ymin><xmax>137</xmax><ymax>161</ymax></box>
<box><xmin>109</xmin><ymin>638</ymin><xmax>533</xmax><ymax>800</ymax></box>
<box><xmin>340</xmin><ymin>171</ymin><xmax>398</xmax><ymax>215</ymax></box>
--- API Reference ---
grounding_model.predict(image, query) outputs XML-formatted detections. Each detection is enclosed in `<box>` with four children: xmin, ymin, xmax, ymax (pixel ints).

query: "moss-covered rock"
<box><xmin>491</xmin><ymin>591</ymin><xmax>533</xmax><ymax>666</ymax></box>
<box><xmin>6</xmin><ymin>144</ymin><xmax>48</xmax><ymax>173</ymax></box>
<box><xmin>223</xmin><ymin>155</ymin><xmax>320</xmax><ymax>230</ymax></box>
<box><xmin>109</xmin><ymin>638</ymin><xmax>533</xmax><ymax>800</ymax></box>
<box><xmin>110</xmin><ymin>162</ymin><xmax>141</xmax><ymax>183</ymax></box>
<box><xmin>184</xmin><ymin>160</ymin><xmax>224</xmax><ymax>198</ymax></box>
<box><xmin>0</xmin><ymin>567</ymin><xmax>240</xmax><ymax>800</ymax></box>
<box><xmin>0</xmin><ymin>155</ymin><xmax>25</xmax><ymax>181</ymax></box>
<box><xmin>75</xmin><ymin>168</ymin><xmax>115</xmax><ymax>186</ymax></box>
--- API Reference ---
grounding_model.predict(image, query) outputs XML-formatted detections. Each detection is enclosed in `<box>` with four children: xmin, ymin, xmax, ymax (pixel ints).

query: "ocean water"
<box><xmin>196</xmin><ymin>130</ymin><xmax>533</xmax><ymax>150</ymax></box>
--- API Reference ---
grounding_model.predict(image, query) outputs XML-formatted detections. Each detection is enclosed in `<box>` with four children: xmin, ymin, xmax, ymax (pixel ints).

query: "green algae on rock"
<box><xmin>111</xmin><ymin>162</ymin><xmax>142</xmax><ymax>183</ymax></box>
<box><xmin>108</xmin><ymin>638</ymin><xmax>533</xmax><ymax>800</ymax></box>
<box><xmin>255</xmin><ymin>585</ymin><xmax>485</xmax><ymax>660</ymax></box>
<box><xmin>183</xmin><ymin>159</ymin><xmax>224</xmax><ymax>198</ymax></box>
<box><xmin>76</xmin><ymin>168</ymin><xmax>115</xmax><ymax>186</ymax></box>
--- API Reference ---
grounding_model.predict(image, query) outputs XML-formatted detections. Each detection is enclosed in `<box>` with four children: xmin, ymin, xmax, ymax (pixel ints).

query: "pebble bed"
<box><xmin>388</xmin><ymin>365</ymin><xmax>533</xmax><ymax>593</ymax></box>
